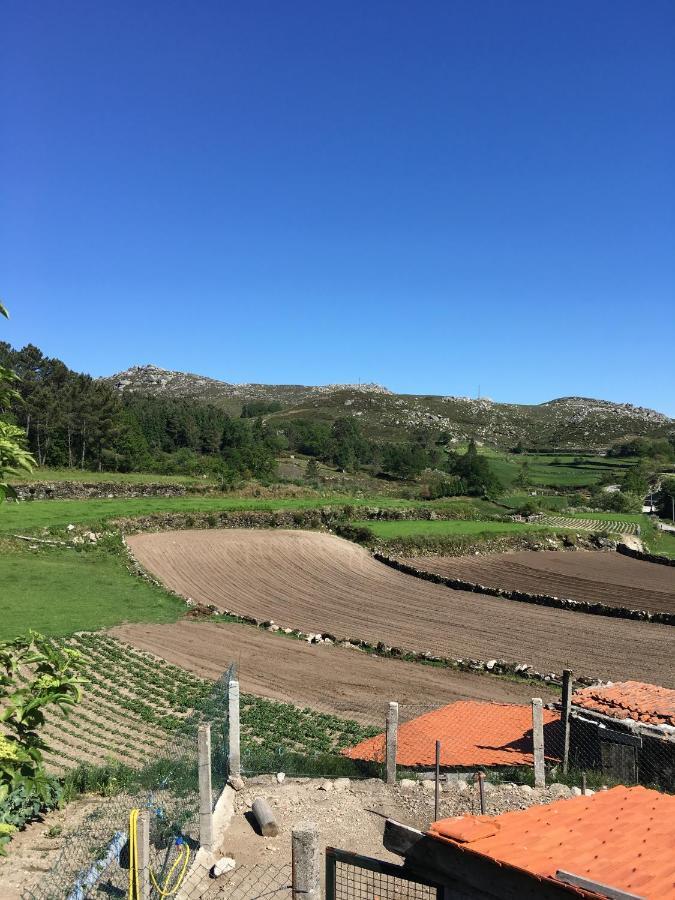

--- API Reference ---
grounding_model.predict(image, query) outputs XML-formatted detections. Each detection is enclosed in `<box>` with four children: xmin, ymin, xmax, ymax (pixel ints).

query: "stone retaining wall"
<box><xmin>13</xmin><ymin>481</ymin><xmax>196</xmax><ymax>500</ymax></box>
<box><xmin>375</xmin><ymin>553</ymin><xmax>675</xmax><ymax>627</ymax></box>
<box><xmin>617</xmin><ymin>542</ymin><xmax>675</xmax><ymax>568</ymax></box>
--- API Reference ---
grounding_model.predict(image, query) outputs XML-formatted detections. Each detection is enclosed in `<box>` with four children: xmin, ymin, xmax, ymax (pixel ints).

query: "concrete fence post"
<box><xmin>198</xmin><ymin>723</ymin><xmax>214</xmax><ymax>851</ymax></box>
<box><xmin>385</xmin><ymin>702</ymin><xmax>398</xmax><ymax>785</ymax></box>
<box><xmin>532</xmin><ymin>698</ymin><xmax>545</xmax><ymax>789</ymax></box>
<box><xmin>229</xmin><ymin>679</ymin><xmax>241</xmax><ymax>779</ymax></box>
<box><xmin>561</xmin><ymin>669</ymin><xmax>573</xmax><ymax>775</ymax></box>
<box><xmin>292</xmin><ymin>822</ymin><xmax>321</xmax><ymax>900</ymax></box>
<box><xmin>136</xmin><ymin>809</ymin><xmax>150</xmax><ymax>900</ymax></box>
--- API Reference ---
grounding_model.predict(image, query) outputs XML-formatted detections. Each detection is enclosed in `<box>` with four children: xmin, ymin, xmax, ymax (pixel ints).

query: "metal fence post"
<box><xmin>292</xmin><ymin>822</ymin><xmax>321</xmax><ymax>900</ymax></box>
<box><xmin>532</xmin><ymin>698</ymin><xmax>545</xmax><ymax>788</ymax></box>
<box><xmin>561</xmin><ymin>669</ymin><xmax>573</xmax><ymax>774</ymax></box>
<box><xmin>385</xmin><ymin>702</ymin><xmax>398</xmax><ymax>785</ymax></box>
<box><xmin>198</xmin><ymin>723</ymin><xmax>214</xmax><ymax>851</ymax></box>
<box><xmin>229</xmin><ymin>679</ymin><xmax>241</xmax><ymax>779</ymax></box>
<box><xmin>137</xmin><ymin>809</ymin><xmax>150</xmax><ymax>900</ymax></box>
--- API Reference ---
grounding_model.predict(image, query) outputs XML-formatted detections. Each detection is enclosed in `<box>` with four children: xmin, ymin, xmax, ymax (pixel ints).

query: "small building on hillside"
<box><xmin>343</xmin><ymin>700</ymin><xmax>560</xmax><ymax>772</ymax></box>
<box><xmin>383</xmin><ymin>785</ymin><xmax>675</xmax><ymax>899</ymax></box>
<box><xmin>568</xmin><ymin>681</ymin><xmax>675</xmax><ymax>791</ymax></box>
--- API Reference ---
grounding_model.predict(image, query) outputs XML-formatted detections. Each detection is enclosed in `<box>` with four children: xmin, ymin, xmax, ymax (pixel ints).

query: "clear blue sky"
<box><xmin>2</xmin><ymin>1</ymin><xmax>674</xmax><ymax>413</ymax></box>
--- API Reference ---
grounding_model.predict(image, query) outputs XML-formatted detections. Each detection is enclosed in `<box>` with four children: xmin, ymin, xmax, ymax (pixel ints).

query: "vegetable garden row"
<box><xmin>41</xmin><ymin>634</ymin><xmax>379</xmax><ymax>776</ymax></box>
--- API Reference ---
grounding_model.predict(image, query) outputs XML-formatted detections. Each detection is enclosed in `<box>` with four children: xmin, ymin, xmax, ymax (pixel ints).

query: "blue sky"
<box><xmin>2</xmin><ymin>1</ymin><xmax>674</xmax><ymax>413</ymax></box>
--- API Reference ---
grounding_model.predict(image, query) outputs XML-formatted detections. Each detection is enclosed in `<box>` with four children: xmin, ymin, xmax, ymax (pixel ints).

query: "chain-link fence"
<box><xmin>21</xmin><ymin>656</ymin><xmax>675</xmax><ymax>899</ymax></box>
<box><xmin>234</xmin><ymin>669</ymin><xmax>386</xmax><ymax>780</ymax></box>
<box><xmin>23</xmin><ymin>665</ymin><xmax>232</xmax><ymax>900</ymax></box>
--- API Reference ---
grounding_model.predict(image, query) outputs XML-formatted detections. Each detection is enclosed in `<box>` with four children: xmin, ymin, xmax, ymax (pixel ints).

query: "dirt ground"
<box><xmin>218</xmin><ymin>775</ymin><xmax>588</xmax><ymax>873</ymax></box>
<box><xmin>110</xmin><ymin>620</ymin><xmax>559</xmax><ymax>722</ymax></box>
<box><xmin>0</xmin><ymin>796</ymin><xmax>103</xmax><ymax>900</ymax></box>
<box><xmin>126</xmin><ymin>529</ymin><xmax>675</xmax><ymax>685</ymax></box>
<box><xmin>406</xmin><ymin>550</ymin><xmax>675</xmax><ymax>614</ymax></box>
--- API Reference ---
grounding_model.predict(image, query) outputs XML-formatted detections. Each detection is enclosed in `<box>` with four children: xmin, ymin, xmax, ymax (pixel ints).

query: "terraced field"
<box><xmin>405</xmin><ymin>551</ymin><xmax>675</xmax><ymax>615</ymax></box>
<box><xmin>538</xmin><ymin>515</ymin><xmax>641</xmax><ymax>535</ymax></box>
<box><xmin>126</xmin><ymin>529</ymin><xmax>675</xmax><ymax>685</ymax></box>
<box><xmin>38</xmin><ymin>634</ymin><xmax>377</xmax><ymax>775</ymax></box>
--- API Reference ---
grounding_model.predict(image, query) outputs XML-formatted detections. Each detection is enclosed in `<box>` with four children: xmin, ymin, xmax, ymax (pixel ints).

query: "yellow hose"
<box><xmin>128</xmin><ymin>808</ymin><xmax>191</xmax><ymax>899</ymax></box>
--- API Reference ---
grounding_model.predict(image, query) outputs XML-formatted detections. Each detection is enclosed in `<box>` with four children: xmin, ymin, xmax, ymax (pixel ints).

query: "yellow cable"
<box><xmin>128</xmin><ymin>808</ymin><xmax>191</xmax><ymax>899</ymax></box>
<box><xmin>149</xmin><ymin>843</ymin><xmax>191</xmax><ymax>897</ymax></box>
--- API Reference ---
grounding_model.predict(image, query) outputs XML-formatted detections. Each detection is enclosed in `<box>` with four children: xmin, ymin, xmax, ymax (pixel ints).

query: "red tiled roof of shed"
<box><xmin>572</xmin><ymin>681</ymin><xmax>675</xmax><ymax>728</ymax></box>
<box><xmin>428</xmin><ymin>785</ymin><xmax>675</xmax><ymax>899</ymax></box>
<box><xmin>343</xmin><ymin>700</ymin><xmax>560</xmax><ymax>768</ymax></box>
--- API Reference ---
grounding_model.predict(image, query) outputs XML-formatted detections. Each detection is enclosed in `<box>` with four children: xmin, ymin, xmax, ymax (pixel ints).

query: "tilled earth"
<box><xmin>405</xmin><ymin>550</ymin><xmax>675</xmax><ymax>614</ymax></box>
<box><xmin>110</xmin><ymin>620</ymin><xmax>558</xmax><ymax>722</ymax></box>
<box><xmin>126</xmin><ymin>529</ymin><xmax>675</xmax><ymax>685</ymax></box>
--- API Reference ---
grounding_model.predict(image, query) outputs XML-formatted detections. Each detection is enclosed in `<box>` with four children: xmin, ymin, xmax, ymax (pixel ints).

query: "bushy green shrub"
<box><xmin>0</xmin><ymin>633</ymin><xmax>84</xmax><ymax>853</ymax></box>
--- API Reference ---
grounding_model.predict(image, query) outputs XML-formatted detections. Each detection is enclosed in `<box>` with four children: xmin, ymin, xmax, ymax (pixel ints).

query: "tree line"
<box><xmin>0</xmin><ymin>342</ymin><xmax>504</xmax><ymax>495</ymax></box>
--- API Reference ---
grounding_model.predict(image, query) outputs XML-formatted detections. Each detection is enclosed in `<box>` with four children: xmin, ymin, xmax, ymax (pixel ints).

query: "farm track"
<box><xmin>126</xmin><ymin>530</ymin><xmax>675</xmax><ymax>686</ymax></box>
<box><xmin>404</xmin><ymin>551</ymin><xmax>675</xmax><ymax>615</ymax></box>
<box><xmin>110</xmin><ymin>620</ymin><xmax>559</xmax><ymax>722</ymax></box>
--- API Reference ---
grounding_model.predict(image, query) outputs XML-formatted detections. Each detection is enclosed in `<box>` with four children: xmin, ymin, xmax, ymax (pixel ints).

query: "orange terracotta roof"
<box><xmin>343</xmin><ymin>700</ymin><xmax>560</xmax><ymax>768</ymax></box>
<box><xmin>572</xmin><ymin>681</ymin><xmax>675</xmax><ymax>728</ymax></box>
<box><xmin>429</xmin><ymin>785</ymin><xmax>675</xmax><ymax>899</ymax></box>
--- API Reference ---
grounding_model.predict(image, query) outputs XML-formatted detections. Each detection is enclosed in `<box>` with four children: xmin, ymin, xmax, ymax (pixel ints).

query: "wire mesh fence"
<box><xmin>177</xmin><ymin>861</ymin><xmax>292</xmax><ymax>900</ymax></box>
<box><xmin>237</xmin><ymin>684</ymin><xmax>386</xmax><ymax>781</ymax></box>
<box><xmin>20</xmin><ymin>654</ymin><xmax>675</xmax><ymax>900</ymax></box>
<box><xmin>326</xmin><ymin>847</ymin><xmax>442</xmax><ymax>900</ymax></box>
<box><xmin>23</xmin><ymin>665</ymin><xmax>232</xmax><ymax>900</ymax></box>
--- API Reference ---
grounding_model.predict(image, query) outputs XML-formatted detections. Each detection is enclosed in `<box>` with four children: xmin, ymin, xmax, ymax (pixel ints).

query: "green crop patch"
<box><xmin>351</xmin><ymin>518</ymin><xmax>556</xmax><ymax>539</ymax></box>
<box><xmin>41</xmin><ymin>634</ymin><xmax>379</xmax><ymax>780</ymax></box>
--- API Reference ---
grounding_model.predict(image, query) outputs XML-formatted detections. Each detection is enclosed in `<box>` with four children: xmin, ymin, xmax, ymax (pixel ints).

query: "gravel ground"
<box><xmin>220</xmin><ymin>774</ymin><xmax>591</xmax><ymax>869</ymax></box>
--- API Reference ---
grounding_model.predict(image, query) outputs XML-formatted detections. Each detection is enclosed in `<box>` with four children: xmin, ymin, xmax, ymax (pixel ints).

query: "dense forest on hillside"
<box><xmin>0</xmin><ymin>342</ymin><xmax>502</xmax><ymax>494</ymax></box>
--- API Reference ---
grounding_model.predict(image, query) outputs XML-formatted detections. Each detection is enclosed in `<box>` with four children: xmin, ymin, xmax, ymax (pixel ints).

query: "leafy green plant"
<box><xmin>0</xmin><ymin>302</ymin><xmax>36</xmax><ymax>500</ymax></box>
<box><xmin>0</xmin><ymin>632</ymin><xmax>84</xmax><ymax>852</ymax></box>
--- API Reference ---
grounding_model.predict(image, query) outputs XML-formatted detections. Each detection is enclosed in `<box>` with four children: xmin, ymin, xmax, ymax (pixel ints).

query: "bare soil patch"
<box><xmin>406</xmin><ymin>550</ymin><xmax>675</xmax><ymax>615</ymax></box>
<box><xmin>126</xmin><ymin>530</ymin><xmax>675</xmax><ymax>685</ymax></box>
<box><xmin>218</xmin><ymin>776</ymin><xmax>587</xmax><ymax>877</ymax></box>
<box><xmin>111</xmin><ymin>620</ymin><xmax>558</xmax><ymax>721</ymax></box>
<box><xmin>0</xmin><ymin>797</ymin><xmax>102</xmax><ymax>900</ymax></box>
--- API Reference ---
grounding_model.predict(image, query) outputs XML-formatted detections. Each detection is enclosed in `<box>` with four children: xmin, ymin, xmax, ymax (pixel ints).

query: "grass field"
<box><xmin>352</xmin><ymin>519</ymin><xmax>557</xmax><ymax>539</ymax></box>
<box><xmin>479</xmin><ymin>448</ymin><xmax>635</xmax><ymax>489</ymax></box>
<box><xmin>0</xmin><ymin>543</ymin><xmax>184</xmax><ymax>641</ymax></box>
<box><xmin>0</xmin><ymin>494</ymin><xmax>501</xmax><ymax>535</ymax></box>
<box><xmin>648</xmin><ymin>527</ymin><xmax>675</xmax><ymax>560</ymax></box>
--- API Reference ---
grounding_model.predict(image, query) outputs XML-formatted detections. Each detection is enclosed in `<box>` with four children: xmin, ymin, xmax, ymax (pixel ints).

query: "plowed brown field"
<box><xmin>126</xmin><ymin>530</ymin><xmax>675</xmax><ymax>685</ymax></box>
<box><xmin>110</xmin><ymin>621</ymin><xmax>558</xmax><ymax>720</ymax></box>
<box><xmin>405</xmin><ymin>551</ymin><xmax>675</xmax><ymax>614</ymax></box>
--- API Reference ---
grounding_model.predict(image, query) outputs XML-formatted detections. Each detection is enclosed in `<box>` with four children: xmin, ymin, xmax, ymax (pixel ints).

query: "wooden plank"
<box><xmin>382</xmin><ymin>820</ymin><xmax>424</xmax><ymax>857</ymax></box>
<box><xmin>599</xmin><ymin>728</ymin><xmax>643</xmax><ymax>749</ymax></box>
<box><xmin>403</xmin><ymin>834</ymin><xmax>588</xmax><ymax>900</ymax></box>
<box><xmin>556</xmin><ymin>870</ymin><xmax>645</xmax><ymax>899</ymax></box>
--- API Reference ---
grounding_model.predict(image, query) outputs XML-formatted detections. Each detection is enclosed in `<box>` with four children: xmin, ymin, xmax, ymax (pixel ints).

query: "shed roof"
<box><xmin>572</xmin><ymin>681</ymin><xmax>675</xmax><ymax>728</ymax></box>
<box><xmin>343</xmin><ymin>700</ymin><xmax>560</xmax><ymax>768</ymax></box>
<box><xmin>428</xmin><ymin>785</ymin><xmax>675</xmax><ymax>899</ymax></box>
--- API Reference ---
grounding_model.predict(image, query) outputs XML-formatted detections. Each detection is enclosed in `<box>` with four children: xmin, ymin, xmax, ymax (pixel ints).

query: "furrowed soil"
<box><xmin>126</xmin><ymin>530</ymin><xmax>675</xmax><ymax>685</ymax></box>
<box><xmin>404</xmin><ymin>550</ymin><xmax>675</xmax><ymax>615</ymax></box>
<box><xmin>110</xmin><ymin>620</ymin><xmax>559</xmax><ymax>720</ymax></box>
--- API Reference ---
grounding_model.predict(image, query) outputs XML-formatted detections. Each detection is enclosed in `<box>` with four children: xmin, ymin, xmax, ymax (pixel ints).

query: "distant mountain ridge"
<box><xmin>103</xmin><ymin>364</ymin><xmax>673</xmax><ymax>449</ymax></box>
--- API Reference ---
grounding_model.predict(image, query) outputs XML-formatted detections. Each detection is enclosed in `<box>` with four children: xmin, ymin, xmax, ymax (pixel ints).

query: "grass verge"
<box><xmin>0</xmin><ymin>542</ymin><xmax>184</xmax><ymax>641</ymax></box>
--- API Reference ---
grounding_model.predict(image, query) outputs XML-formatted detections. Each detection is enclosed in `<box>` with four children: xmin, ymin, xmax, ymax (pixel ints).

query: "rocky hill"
<box><xmin>104</xmin><ymin>365</ymin><xmax>673</xmax><ymax>449</ymax></box>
